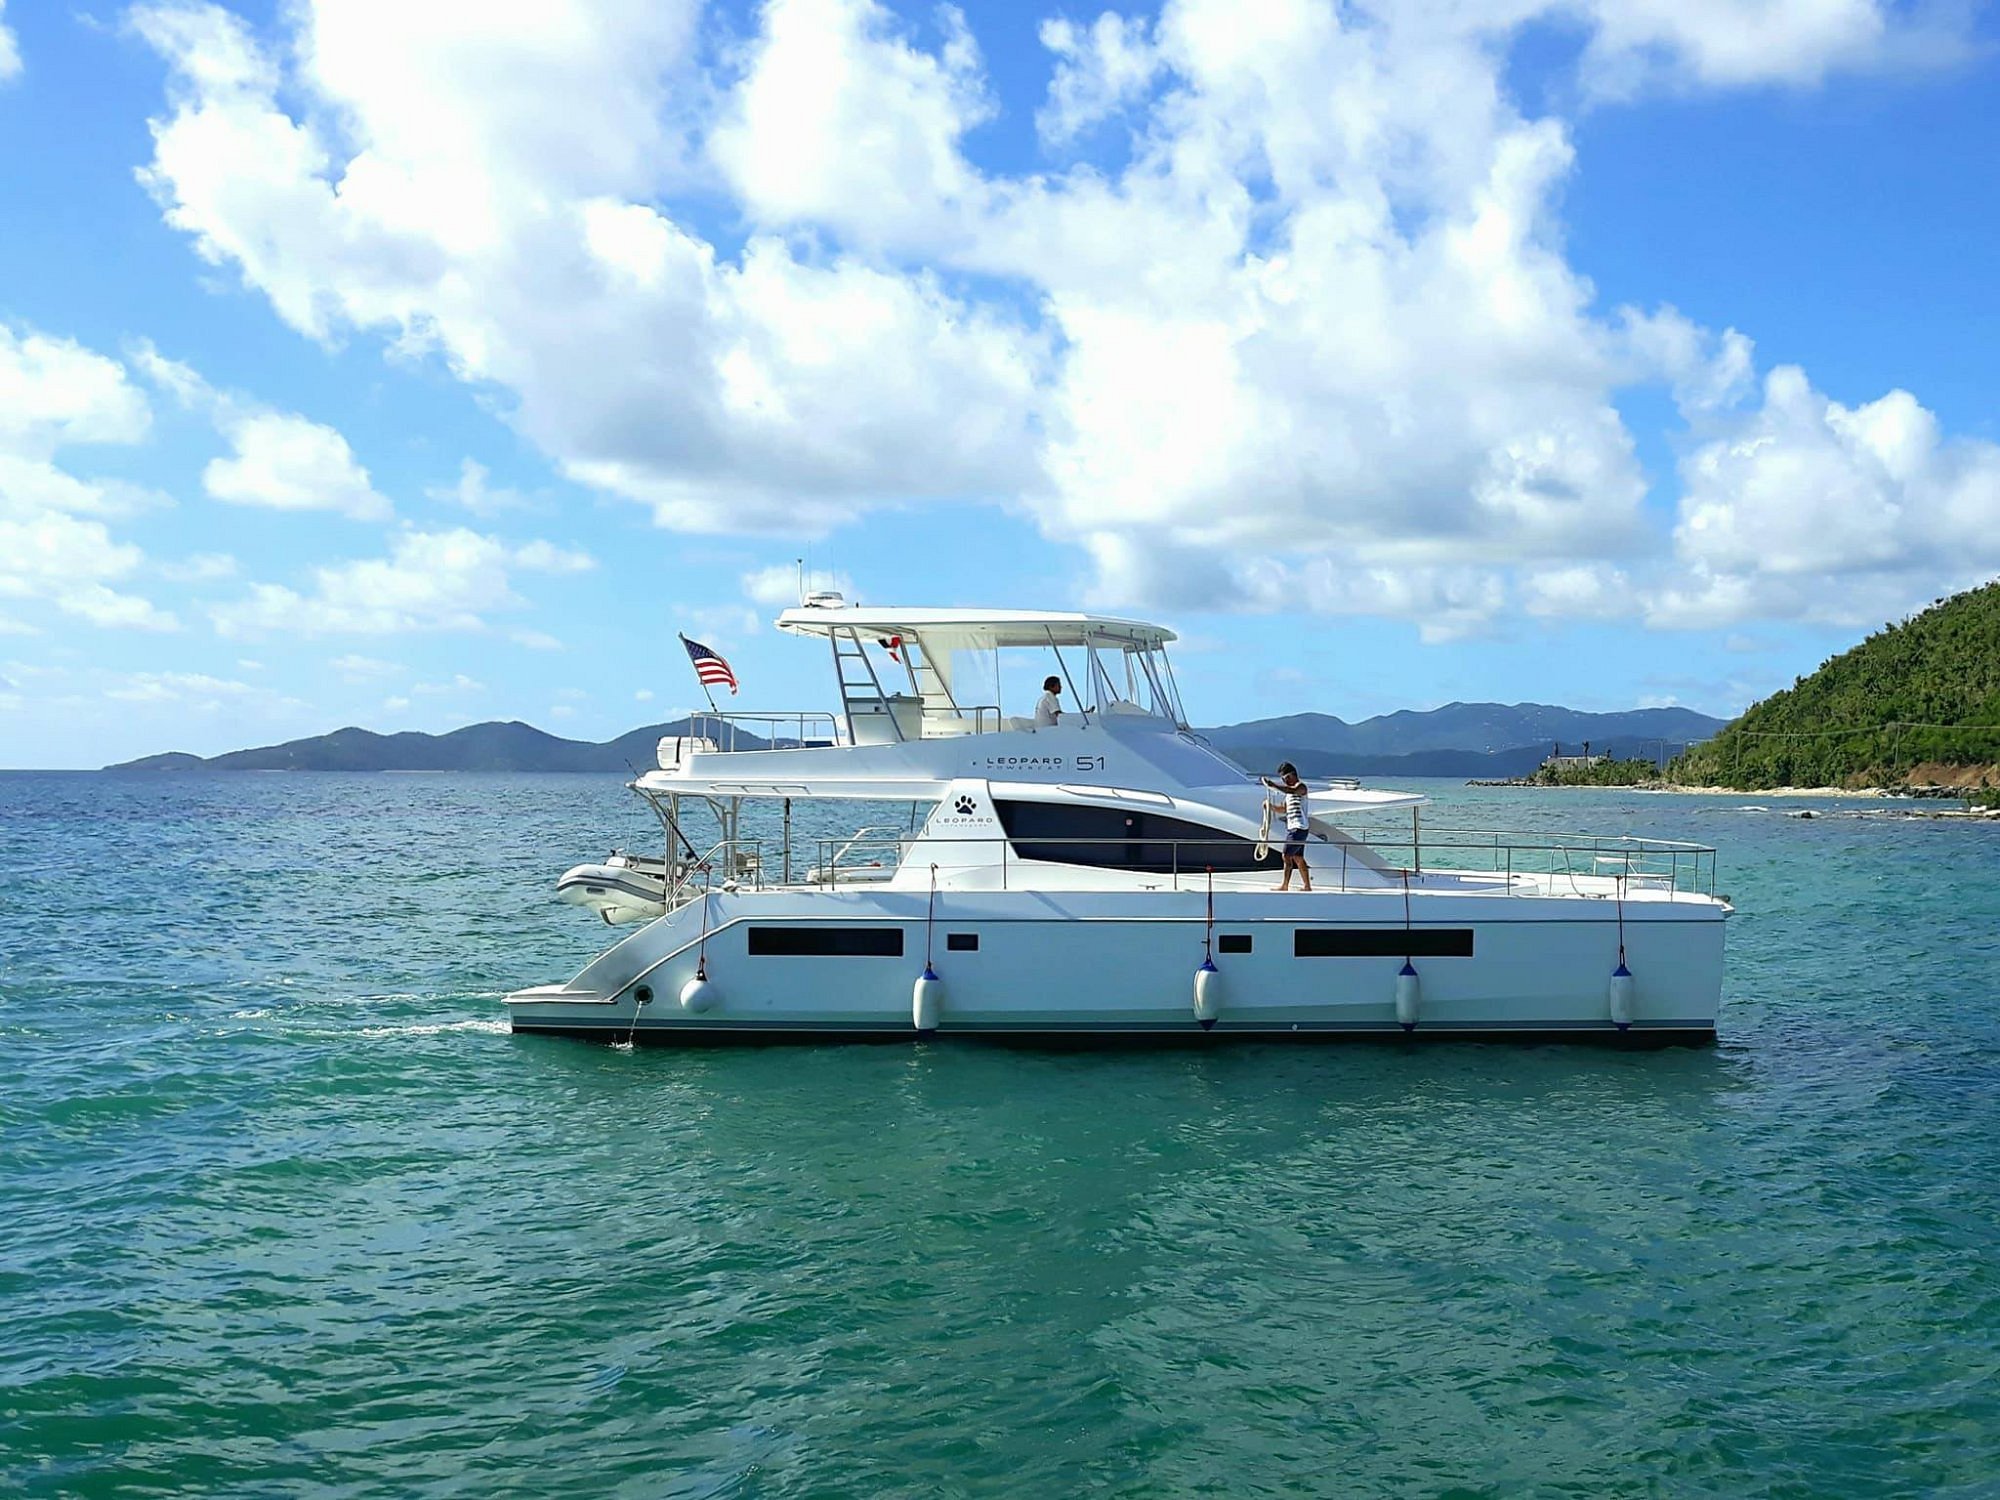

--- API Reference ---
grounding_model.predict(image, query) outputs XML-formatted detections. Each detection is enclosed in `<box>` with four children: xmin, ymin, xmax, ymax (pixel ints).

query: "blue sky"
<box><xmin>1</xmin><ymin>0</ymin><xmax>1997</xmax><ymax>767</ymax></box>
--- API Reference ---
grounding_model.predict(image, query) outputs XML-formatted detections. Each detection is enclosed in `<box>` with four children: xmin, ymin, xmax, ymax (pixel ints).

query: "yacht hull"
<box><xmin>506</xmin><ymin>887</ymin><xmax>1726</xmax><ymax>1045</ymax></box>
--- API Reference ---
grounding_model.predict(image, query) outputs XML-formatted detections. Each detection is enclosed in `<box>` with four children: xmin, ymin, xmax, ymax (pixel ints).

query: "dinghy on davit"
<box><xmin>554</xmin><ymin>852</ymin><xmax>669</xmax><ymax>926</ymax></box>
<box><xmin>510</xmin><ymin>598</ymin><xmax>1729</xmax><ymax>1044</ymax></box>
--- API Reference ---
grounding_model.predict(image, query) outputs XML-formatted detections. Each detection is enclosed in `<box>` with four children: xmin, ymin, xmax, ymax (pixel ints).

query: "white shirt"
<box><xmin>1034</xmin><ymin>690</ymin><xmax>1061</xmax><ymax>727</ymax></box>
<box><xmin>1282</xmin><ymin>787</ymin><xmax>1308</xmax><ymax>831</ymax></box>
<box><xmin>1267</xmin><ymin>781</ymin><xmax>1308</xmax><ymax>830</ymax></box>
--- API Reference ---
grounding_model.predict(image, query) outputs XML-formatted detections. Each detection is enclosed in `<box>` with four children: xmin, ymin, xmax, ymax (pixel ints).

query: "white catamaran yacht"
<box><xmin>508</xmin><ymin>599</ymin><xmax>1728</xmax><ymax>1044</ymax></box>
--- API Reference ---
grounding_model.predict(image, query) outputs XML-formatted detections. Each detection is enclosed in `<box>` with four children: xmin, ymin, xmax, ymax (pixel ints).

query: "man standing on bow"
<box><xmin>1261</xmin><ymin>762</ymin><xmax>1313</xmax><ymax>892</ymax></box>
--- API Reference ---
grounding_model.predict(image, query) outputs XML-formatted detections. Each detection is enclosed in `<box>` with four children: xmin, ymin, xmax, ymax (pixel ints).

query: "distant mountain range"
<box><xmin>1206</xmin><ymin>703</ymin><xmax>1726</xmax><ymax>777</ymax></box>
<box><xmin>106</xmin><ymin>718</ymin><xmax>766</xmax><ymax>774</ymax></box>
<box><xmin>104</xmin><ymin>702</ymin><xmax>1725</xmax><ymax>776</ymax></box>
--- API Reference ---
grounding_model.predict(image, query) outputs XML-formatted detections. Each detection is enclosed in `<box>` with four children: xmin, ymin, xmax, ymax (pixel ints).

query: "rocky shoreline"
<box><xmin>1466</xmin><ymin>777</ymin><xmax>2000</xmax><ymax>817</ymax></box>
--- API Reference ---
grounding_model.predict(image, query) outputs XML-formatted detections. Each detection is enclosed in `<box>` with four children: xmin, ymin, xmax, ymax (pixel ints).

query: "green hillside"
<box><xmin>1671</xmin><ymin>579</ymin><xmax>2000</xmax><ymax>789</ymax></box>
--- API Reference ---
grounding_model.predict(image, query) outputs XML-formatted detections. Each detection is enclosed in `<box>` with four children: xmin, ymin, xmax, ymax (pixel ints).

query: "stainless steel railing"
<box><xmin>683</xmin><ymin>711</ymin><xmax>845</xmax><ymax>751</ymax></box>
<box><xmin>796</xmin><ymin>831</ymin><xmax>1717</xmax><ymax>898</ymax></box>
<box><xmin>681</xmin><ymin>704</ymin><xmax>1031</xmax><ymax>747</ymax></box>
<box><xmin>643</xmin><ymin>826</ymin><xmax>1716</xmax><ymax>905</ymax></box>
<box><xmin>663</xmin><ymin>837</ymin><xmax>771</xmax><ymax>907</ymax></box>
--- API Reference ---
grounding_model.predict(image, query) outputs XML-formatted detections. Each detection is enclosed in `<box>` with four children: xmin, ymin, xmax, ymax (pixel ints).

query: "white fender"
<box><xmin>1608</xmin><ymin>963</ymin><xmax>1635</xmax><ymax>1030</ymax></box>
<box><xmin>679</xmin><ymin>974</ymin><xmax>716</xmax><ymax>1015</ymax></box>
<box><xmin>1394</xmin><ymin>961</ymin><xmax>1420</xmax><ymax>1031</ymax></box>
<box><xmin>1193</xmin><ymin>958</ymin><xmax>1221</xmax><ymax>1026</ymax></box>
<box><xmin>912</xmin><ymin>966</ymin><xmax>943</xmax><ymax>1032</ymax></box>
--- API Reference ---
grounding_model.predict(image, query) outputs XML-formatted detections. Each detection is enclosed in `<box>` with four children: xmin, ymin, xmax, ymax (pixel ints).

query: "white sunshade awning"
<box><xmin>774</xmin><ymin>606</ymin><xmax>1176</xmax><ymax>650</ymax></box>
<box><xmin>1305</xmin><ymin>786</ymin><xmax>1429</xmax><ymax>811</ymax></box>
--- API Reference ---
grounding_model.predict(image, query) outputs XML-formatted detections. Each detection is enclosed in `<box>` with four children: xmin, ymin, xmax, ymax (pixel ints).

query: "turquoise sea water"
<box><xmin>3</xmin><ymin>772</ymin><xmax>1997</xmax><ymax>1497</ymax></box>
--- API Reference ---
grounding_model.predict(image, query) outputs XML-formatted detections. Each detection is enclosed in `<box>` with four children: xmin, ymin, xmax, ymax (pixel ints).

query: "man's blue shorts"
<box><xmin>1283</xmin><ymin>828</ymin><xmax>1308</xmax><ymax>858</ymax></box>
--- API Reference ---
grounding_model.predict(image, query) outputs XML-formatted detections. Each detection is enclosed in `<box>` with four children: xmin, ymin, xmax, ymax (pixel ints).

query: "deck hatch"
<box><xmin>1295</xmin><ymin>928</ymin><xmax>1474</xmax><ymax>958</ymax></box>
<box><xmin>748</xmin><ymin>926</ymin><xmax>905</xmax><ymax>957</ymax></box>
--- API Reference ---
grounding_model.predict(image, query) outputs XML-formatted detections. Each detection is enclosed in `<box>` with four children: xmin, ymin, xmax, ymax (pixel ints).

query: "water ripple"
<box><xmin>1</xmin><ymin>773</ymin><xmax>1996</xmax><ymax>1496</ymax></box>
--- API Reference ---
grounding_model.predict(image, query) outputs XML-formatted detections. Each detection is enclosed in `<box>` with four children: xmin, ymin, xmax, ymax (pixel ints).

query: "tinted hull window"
<box><xmin>748</xmin><ymin>927</ymin><xmax>905</xmax><ymax>957</ymax></box>
<box><xmin>995</xmin><ymin>800</ymin><xmax>1268</xmax><ymax>873</ymax></box>
<box><xmin>1295</xmin><ymin>929</ymin><xmax>1475</xmax><ymax>958</ymax></box>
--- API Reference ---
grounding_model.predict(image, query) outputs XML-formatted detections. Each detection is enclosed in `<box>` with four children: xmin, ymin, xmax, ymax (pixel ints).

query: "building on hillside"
<box><xmin>1541</xmin><ymin>741</ymin><xmax>1606</xmax><ymax>771</ymax></box>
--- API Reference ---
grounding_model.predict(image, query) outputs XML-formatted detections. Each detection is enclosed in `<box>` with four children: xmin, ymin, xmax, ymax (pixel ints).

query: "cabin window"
<box><xmin>993</xmin><ymin>799</ymin><xmax>1266</xmax><ymax>873</ymax></box>
<box><xmin>748</xmin><ymin>926</ymin><xmax>904</xmax><ymax>957</ymax></box>
<box><xmin>1217</xmin><ymin>934</ymin><xmax>1253</xmax><ymax>954</ymax></box>
<box><xmin>1294</xmin><ymin>929</ymin><xmax>1474</xmax><ymax>958</ymax></box>
<box><xmin>946</xmin><ymin>933</ymin><xmax>979</xmax><ymax>951</ymax></box>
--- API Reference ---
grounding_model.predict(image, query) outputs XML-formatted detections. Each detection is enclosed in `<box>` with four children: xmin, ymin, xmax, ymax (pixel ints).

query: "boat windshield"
<box><xmin>946</xmin><ymin>634</ymin><xmax>1188</xmax><ymax>730</ymax></box>
<box><xmin>1083</xmin><ymin>636</ymin><xmax>1187</xmax><ymax>725</ymax></box>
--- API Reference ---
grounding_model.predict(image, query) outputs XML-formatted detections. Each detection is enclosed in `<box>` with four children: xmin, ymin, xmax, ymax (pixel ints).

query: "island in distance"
<box><xmin>104</xmin><ymin>703</ymin><xmax>1727</xmax><ymax>780</ymax></box>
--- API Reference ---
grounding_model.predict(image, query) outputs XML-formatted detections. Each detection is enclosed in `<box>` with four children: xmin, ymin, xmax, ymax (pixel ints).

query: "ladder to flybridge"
<box><xmin>829</xmin><ymin>628</ymin><xmax>901</xmax><ymax>741</ymax></box>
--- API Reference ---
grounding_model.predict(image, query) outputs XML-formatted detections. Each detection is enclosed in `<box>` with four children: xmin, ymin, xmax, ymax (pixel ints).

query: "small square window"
<box><xmin>1217</xmin><ymin>934</ymin><xmax>1252</xmax><ymax>954</ymax></box>
<box><xmin>946</xmin><ymin>932</ymin><xmax>979</xmax><ymax>951</ymax></box>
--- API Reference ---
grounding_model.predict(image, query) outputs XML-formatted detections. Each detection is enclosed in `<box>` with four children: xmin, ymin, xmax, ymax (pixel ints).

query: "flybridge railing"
<box><xmin>797</xmin><ymin>830</ymin><xmax>1718</xmax><ymax>898</ymax></box>
<box><xmin>684</xmin><ymin>711</ymin><xmax>845</xmax><ymax>752</ymax></box>
<box><xmin>679</xmin><ymin>704</ymin><xmax>1019</xmax><ymax>751</ymax></box>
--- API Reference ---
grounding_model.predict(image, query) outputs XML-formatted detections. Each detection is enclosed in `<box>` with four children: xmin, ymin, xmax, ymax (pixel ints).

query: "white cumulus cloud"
<box><xmin>413</xmin><ymin>673</ymin><xmax>484</xmax><ymax>695</ymax></box>
<box><xmin>0</xmin><ymin>326</ymin><xmax>177</xmax><ymax>631</ymax></box>
<box><xmin>1658</xmin><ymin>366</ymin><xmax>2000</xmax><ymax>626</ymax></box>
<box><xmin>710</xmin><ymin>0</ymin><xmax>991</xmax><ymax>249</ymax></box>
<box><xmin>0</xmin><ymin>327</ymin><xmax>150</xmax><ymax>449</ymax></box>
<box><xmin>427</xmin><ymin>458</ymin><xmax>526</xmax><ymax>517</ymax></box>
<box><xmin>0</xmin><ymin>1</ymin><xmax>20</xmax><ymax>85</ymax></box>
<box><xmin>134</xmin><ymin>342</ymin><xmax>390</xmax><ymax>519</ymax></box>
<box><xmin>158</xmin><ymin>551</ymin><xmax>238</xmax><ymax>582</ymax></box>
<box><xmin>741</xmin><ymin>563</ymin><xmax>855</xmax><ymax>608</ymax></box>
<box><xmin>106</xmin><ymin>670</ymin><xmax>257</xmax><ymax>704</ymax></box>
<box><xmin>210</xmin><ymin>526</ymin><xmax>595</xmax><ymax>637</ymax></box>
<box><xmin>128</xmin><ymin>0</ymin><xmax>1986</xmax><ymax>639</ymax></box>
<box><xmin>134</xmin><ymin>0</ymin><xmax>1037</xmax><ymax>536</ymax></box>
<box><xmin>1037</xmin><ymin>12</ymin><xmax>1159</xmax><ymax>144</ymax></box>
<box><xmin>1576</xmin><ymin>0</ymin><xmax>1965</xmax><ymax>97</ymax></box>
<box><xmin>203</xmin><ymin>410</ymin><xmax>388</xmax><ymax>519</ymax></box>
<box><xmin>331</xmin><ymin>653</ymin><xmax>399</xmax><ymax>679</ymax></box>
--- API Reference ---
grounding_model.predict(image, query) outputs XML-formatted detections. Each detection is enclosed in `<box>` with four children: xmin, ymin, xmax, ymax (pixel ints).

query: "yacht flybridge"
<box><xmin>508</xmin><ymin>600</ymin><xmax>1728</xmax><ymax>1044</ymax></box>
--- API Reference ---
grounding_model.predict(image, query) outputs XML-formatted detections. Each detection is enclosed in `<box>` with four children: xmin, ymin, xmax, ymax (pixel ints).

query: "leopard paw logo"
<box><xmin>954</xmin><ymin>795</ymin><xmax>977</xmax><ymax>815</ymax></box>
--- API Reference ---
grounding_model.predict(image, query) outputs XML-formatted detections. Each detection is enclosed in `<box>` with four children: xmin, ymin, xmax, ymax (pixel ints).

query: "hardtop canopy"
<box><xmin>775</xmin><ymin>605</ymin><xmax>1175</xmax><ymax>650</ymax></box>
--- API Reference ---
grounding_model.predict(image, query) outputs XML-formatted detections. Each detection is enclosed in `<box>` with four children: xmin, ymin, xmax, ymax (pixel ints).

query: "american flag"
<box><xmin>680</xmin><ymin>634</ymin><xmax>738</xmax><ymax>695</ymax></box>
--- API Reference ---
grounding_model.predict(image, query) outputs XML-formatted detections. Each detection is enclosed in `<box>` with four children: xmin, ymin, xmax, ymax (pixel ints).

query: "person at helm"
<box><xmin>1034</xmin><ymin>676</ymin><xmax>1064</xmax><ymax>728</ymax></box>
